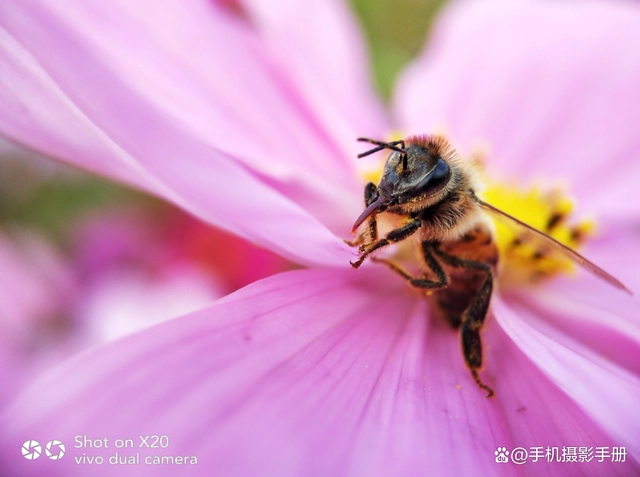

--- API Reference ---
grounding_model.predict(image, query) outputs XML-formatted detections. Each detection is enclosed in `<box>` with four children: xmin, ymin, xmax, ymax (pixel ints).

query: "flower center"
<box><xmin>481</xmin><ymin>182</ymin><xmax>595</xmax><ymax>288</ymax></box>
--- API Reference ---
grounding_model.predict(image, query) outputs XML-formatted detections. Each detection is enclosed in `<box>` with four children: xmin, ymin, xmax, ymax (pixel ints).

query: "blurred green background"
<box><xmin>351</xmin><ymin>0</ymin><xmax>446</xmax><ymax>100</ymax></box>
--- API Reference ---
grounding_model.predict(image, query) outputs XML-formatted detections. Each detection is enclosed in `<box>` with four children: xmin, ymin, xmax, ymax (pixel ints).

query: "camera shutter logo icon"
<box><xmin>45</xmin><ymin>440</ymin><xmax>66</xmax><ymax>460</ymax></box>
<box><xmin>21</xmin><ymin>440</ymin><xmax>42</xmax><ymax>460</ymax></box>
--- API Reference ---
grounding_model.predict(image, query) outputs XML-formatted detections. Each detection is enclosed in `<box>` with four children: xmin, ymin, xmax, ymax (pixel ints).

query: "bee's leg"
<box><xmin>371</xmin><ymin>244</ymin><xmax>448</xmax><ymax>291</ymax></box>
<box><xmin>433</xmin><ymin>247</ymin><xmax>495</xmax><ymax>398</ymax></box>
<box><xmin>409</xmin><ymin>242</ymin><xmax>449</xmax><ymax>289</ymax></box>
<box><xmin>346</xmin><ymin>216</ymin><xmax>377</xmax><ymax>248</ymax></box>
<box><xmin>363</xmin><ymin>182</ymin><xmax>377</xmax><ymax>207</ymax></box>
<box><xmin>345</xmin><ymin>183</ymin><xmax>378</xmax><ymax>247</ymax></box>
<box><xmin>375</xmin><ymin>241</ymin><xmax>448</xmax><ymax>289</ymax></box>
<box><xmin>462</xmin><ymin>275</ymin><xmax>494</xmax><ymax>398</ymax></box>
<box><xmin>345</xmin><ymin>221</ymin><xmax>371</xmax><ymax>247</ymax></box>
<box><xmin>370</xmin><ymin>257</ymin><xmax>413</xmax><ymax>279</ymax></box>
<box><xmin>350</xmin><ymin>218</ymin><xmax>421</xmax><ymax>269</ymax></box>
<box><xmin>363</xmin><ymin>183</ymin><xmax>379</xmax><ymax>244</ymax></box>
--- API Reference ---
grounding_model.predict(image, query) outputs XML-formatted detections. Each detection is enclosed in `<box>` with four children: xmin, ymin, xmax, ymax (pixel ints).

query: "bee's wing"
<box><xmin>475</xmin><ymin>197</ymin><xmax>632</xmax><ymax>295</ymax></box>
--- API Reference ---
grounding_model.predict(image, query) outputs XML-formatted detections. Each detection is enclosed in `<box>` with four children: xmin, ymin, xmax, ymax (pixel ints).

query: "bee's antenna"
<box><xmin>357</xmin><ymin>137</ymin><xmax>407</xmax><ymax>172</ymax></box>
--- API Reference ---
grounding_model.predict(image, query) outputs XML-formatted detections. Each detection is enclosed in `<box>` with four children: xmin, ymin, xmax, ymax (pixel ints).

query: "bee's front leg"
<box><xmin>345</xmin><ymin>182</ymin><xmax>379</xmax><ymax>248</ymax></box>
<box><xmin>351</xmin><ymin>218</ymin><xmax>422</xmax><ymax>269</ymax></box>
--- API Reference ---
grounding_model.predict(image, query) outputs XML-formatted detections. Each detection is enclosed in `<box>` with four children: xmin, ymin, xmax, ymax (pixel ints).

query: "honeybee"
<box><xmin>349</xmin><ymin>135</ymin><xmax>632</xmax><ymax>397</ymax></box>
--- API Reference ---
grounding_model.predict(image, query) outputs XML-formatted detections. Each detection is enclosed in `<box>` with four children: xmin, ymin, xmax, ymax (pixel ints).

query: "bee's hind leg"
<box><xmin>433</xmin><ymin>247</ymin><xmax>495</xmax><ymax>398</ymax></box>
<box><xmin>463</xmin><ymin>273</ymin><xmax>495</xmax><ymax>398</ymax></box>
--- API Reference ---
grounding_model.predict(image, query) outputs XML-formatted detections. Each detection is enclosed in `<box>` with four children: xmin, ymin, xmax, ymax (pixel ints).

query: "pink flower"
<box><xmin>0</xmin><ymin>231</ymin><xmax>76</xmax><ymax>406</ymax></box>
<box><xmin>68</xmin><ymin>207</ymin><xmax>224</xmax><ymax>343</ymax></box>
<box><xmin>0</xmin><ymin>207</ymin><xmax>227</xmax><ymax>402</ymax></box>
<box><xmin>1</xmin><ymin>1</ymin><xmax>639</xmax><ymax>476</ymax></box>
<box><xmin>70</xmin><ymin>205</ymin><xmax>292</xmax><ymax>341</ymax></box>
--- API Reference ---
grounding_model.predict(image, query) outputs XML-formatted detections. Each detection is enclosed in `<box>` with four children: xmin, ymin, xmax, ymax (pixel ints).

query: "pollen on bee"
<box><xmin>482</xmin><ymin>182</ymin><xmax>596</xmax><ymax>288</ymax></box>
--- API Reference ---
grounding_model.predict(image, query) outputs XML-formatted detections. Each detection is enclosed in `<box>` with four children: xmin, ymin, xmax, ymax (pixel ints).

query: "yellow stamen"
<box><xmin>482</xmin><ymin>182</ymin><xmax>596</xmax><ymax>287</ymax></box>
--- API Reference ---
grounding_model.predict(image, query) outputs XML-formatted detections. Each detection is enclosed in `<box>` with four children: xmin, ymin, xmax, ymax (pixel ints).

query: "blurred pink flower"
<box><xmin>1</xmin><ymin>1</ymin><xmax>640</xmax><ymax>476</ymax></box>
<box><xmin>69</xmin><ymin>203</ymin><xmax>293</xmax><ymax>294</ymax></box>
<box><xmin>0</xmin><ymin>208</ymin><xmax>233</xmax><ymax>401</ymax></box>
<box><xmin>68</xmin><ymin>207</ymin><xmax>224</xmax><ymax>343</ymax></box>
<box><xmin>69</xmin><ymin>205</ymin><xmax>293</xmax><ymax>341</ymax></box>
<box><xmin>0</xmin><ymin>231</ymin><xmax>76</xmax><ymax>406</ymax></box>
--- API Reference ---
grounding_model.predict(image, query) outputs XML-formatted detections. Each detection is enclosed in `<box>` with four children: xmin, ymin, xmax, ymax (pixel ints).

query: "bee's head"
<box><xmin>351</xmin><ymin>136</ymin><xmax>453</xmax><ymax>233</ymax></box>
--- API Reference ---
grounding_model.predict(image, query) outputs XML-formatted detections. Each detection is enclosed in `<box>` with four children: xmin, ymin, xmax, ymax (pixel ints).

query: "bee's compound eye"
<box><xmin>432</xmin><ymin>158</ymin><xmax>449</xmax><ymax>180</ymax></box>
<box><xmin>415</xmin><ymin>157</ymin><xmax>450</xmax><ymax>192</ymax></box>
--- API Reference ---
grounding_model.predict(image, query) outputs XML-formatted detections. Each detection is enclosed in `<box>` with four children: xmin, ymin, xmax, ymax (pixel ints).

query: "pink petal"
<box><xmin>394</xmin><ymin>0</ymin><xmax>640</xmax><ymax>219</ymax></box>
<box><xmin>0</xmin><ymin>28</ymin><xmax>156</xmax><ymax>193</ymax></box>
<box><xmin>570</xmin><ymin>229</ymin><xmax>640</xmax><ymax>301</ymax></box>
<box><xmin>0</xmin><ymin>232</ymin><xmax>76</xmax><ymax>406</ymax></box>
<box><xmin>494</xmin><ymin>296</ymin><xmax>640</xmax><ymax>461</ymax></box>
<box><xmin>2</xmin><ymin>268</ymin><xmax>636</xmax><ymax>476</ymax></box>
<box><xmin>0</xmin><ymin>233</ymin><xmax>71</xmax><ymax>339</ymax></box>
<box><xmin>517</xmin><ymin>222</ymin><xmax>640</xmax><ymax>323</ymax></box>
<box><xmin>240</xmin><ymin>0</ymin><xmax>389</xmax><ymax>151</ymax></box>
<box><xmin>0</xmin><ymin>0</ymin><xmax>376</xmax><ymax>235</ymax></box>
<box><xmin>0</xmin><ymin>24</ymin><xmax>351</xmax><ymax>266</ymax></box>
<box><xmin>508</xmin><ymin>229</ymin><xmax>640</xmax><ymax>381</ymax></box>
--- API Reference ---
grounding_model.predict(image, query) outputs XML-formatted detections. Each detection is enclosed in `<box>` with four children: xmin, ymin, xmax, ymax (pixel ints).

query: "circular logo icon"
<box><xmin>21</xmin><ymin>440</ymin><xmax>42</xmax><ymax>460</ymax></box>
<box><xmin>45</xmin><ymin>440</ymin><xmax>66</xmax><ymax>460</ymax></box>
